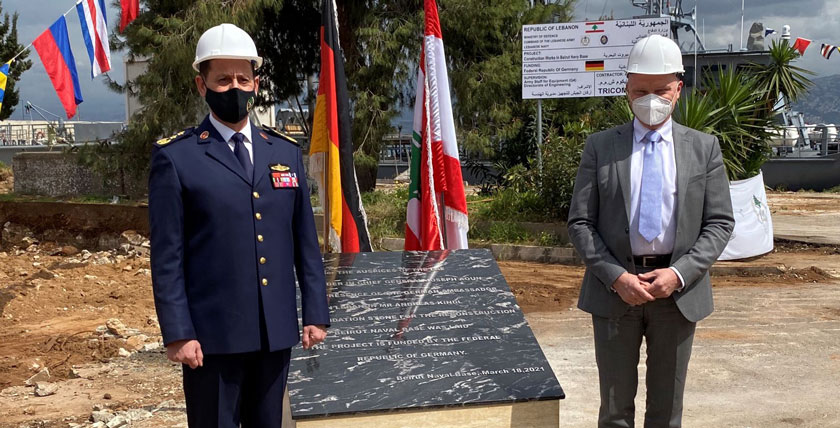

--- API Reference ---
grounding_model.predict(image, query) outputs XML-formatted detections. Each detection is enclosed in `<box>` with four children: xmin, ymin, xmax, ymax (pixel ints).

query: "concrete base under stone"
<box><xmin>292</xmin><ymin>399</ymin><xmax>561</xmax><ymax>428</ymax></box>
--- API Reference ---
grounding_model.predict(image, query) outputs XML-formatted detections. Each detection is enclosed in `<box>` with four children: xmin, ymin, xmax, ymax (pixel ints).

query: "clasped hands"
<box><xmin>612</xmin><ymin>269</ymin><xmax>680</xmax><ymax>306</ymax></box>
<box><xmin>165</xmin><ymin>325</ymin><xmax>328</xmax><ymax>369</ymax></box>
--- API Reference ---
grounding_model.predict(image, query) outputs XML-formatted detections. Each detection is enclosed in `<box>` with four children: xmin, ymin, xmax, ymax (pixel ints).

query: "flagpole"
<box><xmin>323</xmin><ymin>145</ymin><xmax>331</xmax><ymax>254</ymax></box>
<box><xmin>740</xmin><ymin>0</ymin><xmax>745</xmax><ymax>51</ymax></box>
<box><xmin>531</xmin><ymin>0</ymin><xmax>543</xmax><ymax>181</ymax></box>
<box><xmin>5</xmin><ymin>3</ymin><xmax>78</xmax><ymax>64</ymax></box>
<box><xmin>536</xmin><ymin>99</ymin><xmax>543</xmax><ymax>177</ymax></box>
<box><xmin>439</xmin><ymin>192</ymin><xmax>448</xmax><ymax>249</ymax></box>
<box><xmin>693</xmin><ymin>2</ymin><xmax>697</xmax><ymax>88</ymax></box>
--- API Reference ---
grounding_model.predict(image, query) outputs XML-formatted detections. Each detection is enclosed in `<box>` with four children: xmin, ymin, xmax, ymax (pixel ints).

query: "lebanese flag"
<box><xmin>120</xmin><ymin>0</ymin><xmax>139</xmax><ymax>33</ymax></box>
<box><xmin>76</xmin><ymin>0</ymin><xmax>112</xmax><ymax>77</ymax></box>
<box><xmin>792</xmin><ymin>37</ymin><xmax>812</xmax><ymax>55</ymax></box>
<box><xmin>309</xmin><ymin>0</ymin><xmax>372</xmax><ymax>253</ymax></box>
<box><xmin>33</xmin><ymin>17</ymin><xmax>83</xmax><ymax>119</ymax></box>
<box><xmin>405</xmin><ymin>0</ymin><xmax>469</xmax><ymax>251</ymax></box>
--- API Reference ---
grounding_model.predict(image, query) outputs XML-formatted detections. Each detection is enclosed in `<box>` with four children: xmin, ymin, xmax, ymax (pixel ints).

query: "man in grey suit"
<box><xmin>568</xmin><ymin>34</ymin><xmax>734</xmax><ymax>427</ymax></box>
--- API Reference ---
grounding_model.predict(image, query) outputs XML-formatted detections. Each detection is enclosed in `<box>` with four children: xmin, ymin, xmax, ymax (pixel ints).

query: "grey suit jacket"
<box><xmin>567</xmin><ymin>121</ymin><xmax>734</xmax><ymax>322</ymax></box>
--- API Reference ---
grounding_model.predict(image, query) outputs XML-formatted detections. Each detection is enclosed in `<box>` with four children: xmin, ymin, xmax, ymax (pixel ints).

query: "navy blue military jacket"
<box><xmin>148</xmin><ymin>116</ymin><xmax>330</xmax><ymax>354</ymax></box>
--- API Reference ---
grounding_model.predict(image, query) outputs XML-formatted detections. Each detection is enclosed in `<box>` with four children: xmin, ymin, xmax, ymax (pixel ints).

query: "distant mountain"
<box><xmin>793</xmin><ymin>74</ymin><xmax>840</xmax><ymax>125</ymax></box>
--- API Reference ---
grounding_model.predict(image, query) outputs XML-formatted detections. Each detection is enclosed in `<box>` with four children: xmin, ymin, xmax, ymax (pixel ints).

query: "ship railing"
<box><xmin>768</xmin><ymin>124</ymin><xmax>840</xmax><ymax>158</ymax></box>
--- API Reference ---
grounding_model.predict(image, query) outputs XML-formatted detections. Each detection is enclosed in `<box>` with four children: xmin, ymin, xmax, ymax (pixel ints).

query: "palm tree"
<box><xmin>675</xmin><ymin>41</ymin><xmax>816</xmax><ymax>181</ymax></box>
<box><xmin>675</xmin><ymin>69</ymin><xmax>774</xmax><ymax>181</ymax></box>
<box><xmin>748</xmin><ymin>39</ymin><xmax>815</xmax><ymax>111</ymax></box>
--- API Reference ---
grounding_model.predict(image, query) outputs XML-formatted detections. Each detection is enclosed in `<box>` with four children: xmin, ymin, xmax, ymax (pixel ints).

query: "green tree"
<box><xmin>253</xmin><ymin>0</ymin><xmax>321</xmax><ymax>108</ymax></box>
<box><xmin>441</xmin><ymin>0</ymin><xmax>574</xmax><ymax>161</ymax></box>
<box><xmin>340</xmin><ymin>0</ymin><xmax>421</xmax><ymax>159</ymax></box>
<box><xmin>0</xmin><ymin>1</ymin><xmax>32</xmax><ymax>120</ymax></box>
<box><xmin>90</xmin><ymin>0</ymin><xmax>612</xmax><ymax>202</ymax></box>
<box><xmin>98</xmin><ymin>0</ymin><xmax>418</xmax><ymax>188</ymax></box>
<box><xmin>88</xmin><ymin>0</ymin><xmax>286</xmax><ymax>190</ymax></box>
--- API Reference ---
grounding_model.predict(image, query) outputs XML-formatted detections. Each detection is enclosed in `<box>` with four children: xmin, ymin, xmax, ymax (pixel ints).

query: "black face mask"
<box><xmin>204</xmin><ymin>85</ymin><xmax>256</xmax><ymax>123</ymax></box>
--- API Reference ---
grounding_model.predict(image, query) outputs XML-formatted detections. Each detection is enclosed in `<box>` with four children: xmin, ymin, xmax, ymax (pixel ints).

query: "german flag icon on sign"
<box><xmin>585</xmin><ymin>60</ymin><xmax>605</xmax><ymax>71</ymax></box>
<box><xmin>585</xmin><ymin>21</ymin><xmax>604</xmax><ymax>33</ymax></box>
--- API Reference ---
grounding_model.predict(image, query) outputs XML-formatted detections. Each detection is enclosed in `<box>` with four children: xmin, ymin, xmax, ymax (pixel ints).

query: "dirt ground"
<box><xmin>767</xmin><ymin>191</ymin><xmax>840</xmax><ymax>216</ymax></box>
<box><xmin>502</xmin><ymin>247</ymin><xmax>835</xmax><ymax>314</ymax></box>
<box><xmin>0</xmin><ymin>240</ymin><xmax>836</xmax><ymax>427</ymax></box>
<box><xmin>0</xmin><ymin>181</ymin><xmax>838</xmax><ymax>427</ymax></box>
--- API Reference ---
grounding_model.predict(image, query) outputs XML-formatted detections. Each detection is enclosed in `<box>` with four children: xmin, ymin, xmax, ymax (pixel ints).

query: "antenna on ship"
<box><xmin>781</xmin><ymin>25</ymin><xmax>791</xmax><ymax>41</ymax></box>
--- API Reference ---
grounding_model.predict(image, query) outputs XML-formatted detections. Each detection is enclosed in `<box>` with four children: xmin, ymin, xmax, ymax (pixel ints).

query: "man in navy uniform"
<box><xmin>148</xmin><ymin>23</ymin><xmax>329</xmax><ymax>427</ymax></box>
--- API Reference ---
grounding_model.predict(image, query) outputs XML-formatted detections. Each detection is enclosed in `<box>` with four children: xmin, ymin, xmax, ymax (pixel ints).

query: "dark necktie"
<box><xmin>231</xmin><ymin>132</ymin><xmax>253</xmax><ymax>181</ymax></box>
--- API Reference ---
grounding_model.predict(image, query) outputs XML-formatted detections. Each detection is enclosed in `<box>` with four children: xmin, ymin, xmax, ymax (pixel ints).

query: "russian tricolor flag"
<box><xmin>33</xmin><ymin>16</ymin><xmax>83</xmax><ymax>119</ymax></box>
<box><xmin>76</xmin><ymin>0</ymin><xmax>112</xmax><ymax>78</ymax></box>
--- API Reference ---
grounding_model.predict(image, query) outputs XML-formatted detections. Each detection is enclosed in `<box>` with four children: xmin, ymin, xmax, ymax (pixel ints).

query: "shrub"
<box><xmin>0</xmin><ymin>161</ymin><xmax>10</xmax><ymax>182</ymax></box>
<box><xmin>362</xmin><ymin>187</ymin><xmax>409</xmax><ymax>239</ymax></box>
<box><xmin>471</xmin><ymin>187</ymin><xmax>547</xmax><ymax>222</ymax></box>
<box><xmin>469</xmin><ymin>221</ymin><xmax>529</xmax><ymax>243</ymax></box>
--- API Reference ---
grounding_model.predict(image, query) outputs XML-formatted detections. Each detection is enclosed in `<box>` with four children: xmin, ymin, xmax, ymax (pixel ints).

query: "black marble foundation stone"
<box><xmin>289</xmin><ymin>249</ymin><xmax>565</xmax><ymax>419</ymax></box>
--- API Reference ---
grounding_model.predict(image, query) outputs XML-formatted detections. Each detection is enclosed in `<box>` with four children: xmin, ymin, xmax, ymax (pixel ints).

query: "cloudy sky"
<box><xmin>574</xmin><ymin>0</ymin><xmax>840</xmax><ymax>76</ymax></box>
<box><xmin>3</xmin><ymin>0</ymin><xmax>839</xmax><ymax>122</ymax></box>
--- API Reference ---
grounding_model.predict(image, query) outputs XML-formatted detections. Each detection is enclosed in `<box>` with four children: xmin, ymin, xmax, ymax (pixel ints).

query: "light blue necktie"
<box><xmin>638</xmin><ymin>130</ymin><xmax>662</xmax><ymax>242</ymax></box>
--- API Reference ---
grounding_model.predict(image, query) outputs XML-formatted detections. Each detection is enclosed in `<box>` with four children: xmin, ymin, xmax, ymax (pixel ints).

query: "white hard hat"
<box><xmin>626</xmin><ymin>34</ymin><xmax>684</xmax><ymax>75</ymax></box>
<box><xmin>193</xmin><ymin>23</ymin><xmax>263</xmax><ymax>72</ymax></box>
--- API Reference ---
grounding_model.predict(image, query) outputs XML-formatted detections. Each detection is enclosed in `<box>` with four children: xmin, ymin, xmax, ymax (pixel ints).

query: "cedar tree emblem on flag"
<box><xmin>405</xmin><ymin>0</ymin><xmax>469</xmax><ymax>251</ymax></box>
<box><xmin>586</xmin><ymin>22</ymin><xmax>605</xmax><ymax>33</ymax></box>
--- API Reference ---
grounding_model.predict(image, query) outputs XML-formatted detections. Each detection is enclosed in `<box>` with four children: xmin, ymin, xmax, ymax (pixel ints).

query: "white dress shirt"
<box><xmin>209</xmin><ymin>114</ymin><xmax>254</xmax><ymax>164</ymax></box>
<box><xmin>628</xmin><ymin>118</ymin><xmax>685</xmax><ymax>288</ymax></box>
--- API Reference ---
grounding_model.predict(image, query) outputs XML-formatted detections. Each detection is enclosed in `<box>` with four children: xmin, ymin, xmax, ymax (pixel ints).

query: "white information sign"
<box><xmin>522</xmin><ymin>18</ymin><xmax>671</xmax><ymax>99</ymax></box>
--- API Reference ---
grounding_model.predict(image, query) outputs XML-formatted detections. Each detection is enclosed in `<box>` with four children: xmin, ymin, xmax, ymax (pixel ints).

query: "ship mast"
<box><xmin>630</xmin><ymin>0</ymin><xmax>704</xmax><ymax>52</ymax></box>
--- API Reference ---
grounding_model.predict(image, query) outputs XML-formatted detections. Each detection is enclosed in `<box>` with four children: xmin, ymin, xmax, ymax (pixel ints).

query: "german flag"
<box><xmin>585</xmin><ymin>60</ymin><xmax>604</xmax><ymax>71</ymax></box>
<box><xmin>309</xmin><ymin>0</ymin><xmax>372</xmax><ymax>253</ymax></box>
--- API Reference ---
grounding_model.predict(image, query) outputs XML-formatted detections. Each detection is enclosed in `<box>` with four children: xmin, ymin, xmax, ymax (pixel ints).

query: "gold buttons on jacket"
<box><xmin>260</xmin><ymin>257</ymin><xmax>267</xmax><ymax>264</ymax></box>
<box><xmin>262</xmin><ymin>278</ymin><xmax>269</xmax><ymax>286</ymax></box>
<box><xmin>257</xmin><ymin>234</ymin><xmax>264</xmax><ymax>242</ymax></box>
<box><xmin>255</xmin><ymin>212</ymin><xmax>262</xmax><ymax>220</ymax></box>
<box><xmin>253</xmin><ymin>191</ymin><xmax>260</xmax><ymax>199</ymax></box>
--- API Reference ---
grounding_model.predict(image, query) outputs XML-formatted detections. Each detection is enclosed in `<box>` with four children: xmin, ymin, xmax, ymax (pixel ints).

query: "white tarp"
<box><xmin>718</xmin><ymin>171</ymin><xmax>774</xmax><ymax>260</ymax></box>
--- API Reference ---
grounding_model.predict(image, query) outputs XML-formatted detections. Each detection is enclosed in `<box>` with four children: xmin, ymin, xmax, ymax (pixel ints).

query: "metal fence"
<box><xmin>0</xmin><ymin>121</ymin><xmax>124</xmax><ymax>146</ymax></box>
<box><xmin>769</xmin><ymin>124</ymin><xmax>840</xmax><ymax>158</ymax></box>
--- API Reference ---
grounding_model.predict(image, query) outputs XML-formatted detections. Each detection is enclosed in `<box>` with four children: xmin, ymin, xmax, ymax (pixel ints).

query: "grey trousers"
<box><xmin>592</xmin><ymin>296</ymin><xmax>697</xmax><ymax>428</ymax></box>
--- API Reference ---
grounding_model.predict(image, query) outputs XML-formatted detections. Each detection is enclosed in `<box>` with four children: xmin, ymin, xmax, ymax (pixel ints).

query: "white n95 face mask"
<box><xmin>631</xmin><ymin>94</ymin><xmax>673</xmax><ymax>126</ymax></box>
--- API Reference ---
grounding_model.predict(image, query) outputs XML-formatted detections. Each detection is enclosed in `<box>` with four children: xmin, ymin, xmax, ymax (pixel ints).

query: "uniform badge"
<box><xmin>271</xmin><ymin>171</ymin><xmax>299</xmax><ymax>189</ymax></box>
<box><xmin>200</xmin><ymin>131</ymin><xmax>210</xmax><ymax>140</ymax></box>
<box><xmin>156</xmin><ymin>130</ymin><xmax>185</xmax><ymax>146</ymax></box>
<box><xmin>260</xmin><ymin>132</ymin><xmax>269</xmax><ymax>140</ymax></box>
<box><xmin>269</xmin><ymin>163</ymin><xmax>290</xmax><ymax>172</ymax></box>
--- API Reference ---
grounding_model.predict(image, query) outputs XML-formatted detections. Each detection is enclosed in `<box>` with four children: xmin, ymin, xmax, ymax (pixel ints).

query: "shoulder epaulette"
<box><xmin>261</xmin><ymin>125</ymin><xmax>299</xmax><ymax>146</ymax></box>
<box><xmin>154</xmin><ymin>128</ymin><xmax>193</xmax><ymax>147</ymax></box>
